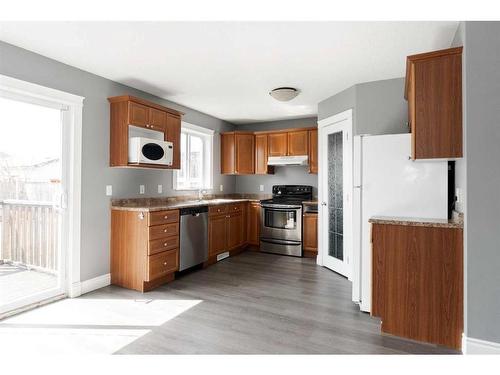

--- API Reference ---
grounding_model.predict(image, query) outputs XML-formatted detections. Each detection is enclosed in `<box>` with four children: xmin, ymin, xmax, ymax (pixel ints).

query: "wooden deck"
<box><xmin>0</xmin><ymin>263</ymin><xmax>57</xmax><ymax>307</ymax></box>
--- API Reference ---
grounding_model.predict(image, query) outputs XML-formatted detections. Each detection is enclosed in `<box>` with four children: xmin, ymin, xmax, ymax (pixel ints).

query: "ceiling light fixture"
<box><xmin>269</xmin><ymin>87</ymin><xmax>299</xmax><ymax>102</ymax></box>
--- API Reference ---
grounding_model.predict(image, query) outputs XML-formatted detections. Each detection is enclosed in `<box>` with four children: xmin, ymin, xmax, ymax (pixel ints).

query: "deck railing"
<box><xmin>0</xmin><ymin>200</ymin><xmax>60</xmax><ymax>273</ymax></box>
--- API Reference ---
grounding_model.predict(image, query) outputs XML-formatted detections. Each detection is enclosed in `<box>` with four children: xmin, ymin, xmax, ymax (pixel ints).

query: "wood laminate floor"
<box><xmin>0</xmin><ymin>251</ymin><xmax>459</xmax><ymax>354</ymax></box>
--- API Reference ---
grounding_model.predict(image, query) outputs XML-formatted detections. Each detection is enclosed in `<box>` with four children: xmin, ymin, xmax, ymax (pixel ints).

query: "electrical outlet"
<box><xmin>105</xmin><ymin>185</ymin><xmax>112</xmax><ymax>196</ymax></box>
<box><xmin>259</xmin><ymin>184</ymin><xmax>264</xmax><ymax>192</ymax></box>
<box><xmin>139</xmin><ymin>185</ymin><xmax>145</xmax><ymax>195</ymax></box>
<box><xmin>219</xmin><ymin>184</ymin><xmax>224</xmax><ymax>192</ymax></box>
<box><xmin>455</xmin><ymin>187</ymin><xmax>462</xmax><ymax>203</ymax></box>
<box><xmin>157</xmin><ymin>184</ymin><xmax>163</xmax><ymax>194</ymax></box>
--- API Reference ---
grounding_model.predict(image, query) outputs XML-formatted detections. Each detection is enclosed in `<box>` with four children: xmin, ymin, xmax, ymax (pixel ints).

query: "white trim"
<box><xmin>181</xmin><ymin>121</ymin><xmax>215</xmax><ymax>135</ymax></box>
<box><xmin>317</xmin><ymin>109</ymin><xmax>353</xmax><ymax>129</ymax></box>
<box><xmin>0</xmin><ymin>74</ymin><xmax>84</xmax><ymax>302</ymax></box>
<box><xmin>317</xmin><ymin>109</ymin><xmax>354</xmax><ymax>279</ymax></box>
<box><xmin>80</xmin><ymin>273</ymin><xmax>111</xmax><ymax>295</ymax></box>
<box><xmin>173</xmin><ymin>121</ymin><xmax>214</xmax><ymax>191</ymax></box>
<box><xmin>463</xmin><ymin>336</ymin><xmax>500</xmax><ymax>354</ymax></box>
<box><xmin>0</xmin><ymin>74</ymin><xmax>84</xmax><ymax>106</ymax></box>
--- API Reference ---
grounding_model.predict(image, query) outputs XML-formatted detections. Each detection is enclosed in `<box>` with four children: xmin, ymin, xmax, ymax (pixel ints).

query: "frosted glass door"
<box><xmin>328</xmin><ymin>132</ymin><xmax>344</xmax><ymax>262</ymax></box>
<box><xmin>319</xmin><ymin>111</ymin><xmax>352</xmax><ymax>278</ymax></box>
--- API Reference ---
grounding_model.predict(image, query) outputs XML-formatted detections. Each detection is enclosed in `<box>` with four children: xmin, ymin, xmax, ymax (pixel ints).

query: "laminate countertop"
<box><xmin>111</xmin><ymin>194</ymin><xmax>271</xmax><ymax>212</ymax></box>
<box><xmin>369</xmin><ymin>211</ymin><xmax>463</xmax><ymax>229</ymax></box>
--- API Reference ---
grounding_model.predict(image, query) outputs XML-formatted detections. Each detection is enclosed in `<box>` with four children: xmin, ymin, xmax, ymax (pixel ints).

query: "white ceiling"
<box><xmin>0</xmin><ymin>22</ymin><xmax>458</xmax><ymax>124</ymax></box>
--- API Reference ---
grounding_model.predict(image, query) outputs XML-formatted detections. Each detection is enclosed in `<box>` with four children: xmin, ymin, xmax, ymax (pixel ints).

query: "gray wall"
<box><xmin>236</xmin><ymin>117</ymin><xmax>317</xmax><ymax>132</ymax></box>
<box><xmin>318</xmin><ymin>85</ymin><xmax>356</xmax><ymax>121</ymax></box>
<box><xmin>234</xmin><ymin>118</ymin><xmax>318</xmax><ymax>196</ymax></box>
<box><xmin>318</xmin><ymin>78</ymin><xmax>407</xmax><ymax>137</ymax></box>
<box><xmin>355</xmin><ymin>78</ymin><xmax>407</xmax><ymax>135</ymax></box>
<box><xmin>461</xmin><ymin>21</ymin><xmax>500</xmax><ymax>344</ymax></box>
<box><xmin>0</xmin><ymin>41</ymin><xmax>236</xmax><ymax>282</ymax></box>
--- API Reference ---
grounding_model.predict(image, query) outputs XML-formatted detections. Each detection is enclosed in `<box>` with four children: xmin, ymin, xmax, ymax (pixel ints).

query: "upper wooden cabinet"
<box><xmin>405</xmin><ymin>47</ymin><xmax>463</xmax><ymax>159</ymax></box>
<box><xmin>308</xmin><ymin>129</ymin><xmax>318</xmax><ymax>174</ymax></box>
<box><xmin>268</xmin><ymin>132</ymin><xmax>288</xmax><ymax>156</ymax></box>
<box><xmin>166</xmin><ymin>114</ymin><xmax>181</xmax><ymax>169</ymax></box>
<box><xmin>221</xmin><ymin>132</ymin><xmax>255</xmax><ymax>175</ymax></box>
<box><xmin>221</xmin><ymin>126</ymin><xmax>317</xmax><ymax>175</ymax></box>
<box><xmin>287</xmin><ymin>130</ymin><xmax>308</xmax><ymax>156</ymax></box>
<box><xmin>255</xmin><ymin>134</ymin><xmax>274</xmax><ymax>175</ymax></box>
<box><xmin>108</xmin><ymin>95</ymin><xmax>183</xmax><ymax>169</ymax></box>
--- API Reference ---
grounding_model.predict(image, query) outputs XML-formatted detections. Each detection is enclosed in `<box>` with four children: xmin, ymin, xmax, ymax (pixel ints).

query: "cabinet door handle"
<box><xmin>163</xmin><ymin>262</ymin><xmax>167</xmax><ymax>266</ymax></box>
<box><xmin>164</xmin><ymin>215</ymin><xmax>168</xmax><ymax>219</ymax></box>
<box><xmin>164</xmin><ymin>243</ymin><xmax>167</xmax><ymax>247</ymax></box>
<box><xmin>163</xmin><ymin>229</ymin><xmax>168</xmax><ymax>232</ymax></box>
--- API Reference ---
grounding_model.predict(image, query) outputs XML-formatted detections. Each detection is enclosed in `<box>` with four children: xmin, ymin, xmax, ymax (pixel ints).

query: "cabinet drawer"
<box><xmin>149</xmin><ymin>222</ymin><xmax>179</xmax><ymax>240</ymax></box>
<box><xmin>228</xmin><ymin>203</ymin><xmax>243</xmax><ymax>213</ymax></box>
<box><xmin>149</xmin><ymin>236</ymin><xmax>179</xmax><ymax>255</ymax></box>
<box><xmin>149</xmin><ymin>210</ymin><xmax>179</xmax><ymax>226</ymax></box>
<box><xmin>146</xmin><ymin>249</ymin><xmax>178</xmax><ymax>281</ymax></box>
<box><xmin>209</xmin><ymin>205</ymin><xmax>228</xmax><ymax>216</ymax></box>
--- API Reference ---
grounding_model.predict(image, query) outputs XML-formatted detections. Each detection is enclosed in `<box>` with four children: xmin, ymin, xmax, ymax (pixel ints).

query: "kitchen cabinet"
<box><xmin>247</xmin><ymin>202</ymin><xmax>261</xmax><ymax>246</ymax></box>
<box><xmin>208</xmin><ymin>203</ymin><xmax>247</xmax><ymax>256</ymax></box>
<box><xmin>287</xmin><ymin>130</ymin><xmax>309</xmax><ymax>156</ymax></box>
<box><xmin>371</xmin><ymin>223</ymin><xmax>463</xmax><ymax>349</ymax></box>
<box><xmin>308</xmin><ymin>129</ymin><xmax>318</xmax><ymax>174</ymax></box>
<box><xmin>111</xmin><ymin>208</ymin><xmax>180</xmax><ymax>292</ymax></box>
<box><xmin>108</xmin><ymin>95</ymin><xmax>183</xmax><ymax>169</ymax></box>
<box><xmin>405</xmin><ymin>47</ymin><xmax>463</xmax><ymax>159</ymax></box>
<box><xmin>302</xmin><ymin>212</ymin><xmax>318</xmax><ymax>257</ymax></box>
<box><xmin>255</xmin><ymin>134</ymin><xmax>274</xmax><ymax>175</ymax></box>
<box><xmin>220</xmin><ymin>132</ymin><xmax>255</xmax><ymax>175</ymax></box>
<box><xmin>166</xmin><ymin>114</ymin><xmax>181</xmax><ymax>169</ymax></box>
<box><xmin>268</xmin><ymin>132</ymin><xmax>288</xmax><ymax>156</ymax></box>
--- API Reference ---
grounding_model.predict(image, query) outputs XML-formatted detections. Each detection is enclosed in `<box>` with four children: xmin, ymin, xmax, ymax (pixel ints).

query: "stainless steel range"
<box><xmin>260</xmin><ymin>185</ymin><xmax>313</xmax><ymax>257</ymax></box>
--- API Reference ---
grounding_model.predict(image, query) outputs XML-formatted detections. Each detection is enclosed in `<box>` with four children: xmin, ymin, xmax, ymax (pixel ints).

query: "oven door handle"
<box><xmin>260</xmin><ymin>238</ymin><xmax>302</xmax><ymax>246</ymax></box>
<box><xmin>261</xmin><ymin>205</ymin><xmax>302</xmax><ymax>210</ymax></box>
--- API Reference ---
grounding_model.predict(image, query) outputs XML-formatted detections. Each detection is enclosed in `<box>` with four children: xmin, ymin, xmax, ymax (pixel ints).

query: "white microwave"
<box><xmin>128</xmin><ymin>137</ymin><xmax>173</xmax><ymax>166</ymax></box>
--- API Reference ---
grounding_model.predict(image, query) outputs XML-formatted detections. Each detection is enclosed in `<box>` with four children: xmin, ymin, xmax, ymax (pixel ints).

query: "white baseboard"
<box><xmin>77</xmin><ymin>274</ymin><xmax>111</xmax><ymax>296</ymax></box>
<box><xmin>463</xmin><ymin>335</ymin><xmax>500</xmax><ymax>354</ymax></box>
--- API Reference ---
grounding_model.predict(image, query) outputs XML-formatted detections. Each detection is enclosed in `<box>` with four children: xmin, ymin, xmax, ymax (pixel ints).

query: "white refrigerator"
<box><xmin>352</xmin><ymin>133</ymin><xmax>448</xmax><ymax>312</ymax></box>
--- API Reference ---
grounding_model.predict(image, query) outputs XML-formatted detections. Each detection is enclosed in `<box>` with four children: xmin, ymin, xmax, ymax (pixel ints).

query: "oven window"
<box><xmin>264</xmin><ymin>209</ymin><xmax>297</xmax><ymax>229</ymax></box>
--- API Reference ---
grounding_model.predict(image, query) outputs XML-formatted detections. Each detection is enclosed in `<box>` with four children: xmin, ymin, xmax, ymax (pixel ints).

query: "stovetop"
<box><xmin>260</xmin><ymin>185</ymin><xmax>313</xmax><ymax>207</ymax></box>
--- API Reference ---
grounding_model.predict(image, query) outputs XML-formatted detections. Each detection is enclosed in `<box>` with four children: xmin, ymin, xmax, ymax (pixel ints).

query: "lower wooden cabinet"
<box><xmin>371</xmin><ymin>223</ymin><xmax>463</xmax><ymax>350</ymax></box>
<box><xmin>247</xmin><ymin>202</ymin><xmax>261</xmax><ymax>246</ymax></box>
<box><xmin>111</xmin><ymin>208</ymin><xmax>180</xmax><ymax>292</ymax></box>
<box><xmin>302</xmin><ymin>212</ymin><xmax>318</xmax><ymax>257</ymax></box>
<box><xmin>208</xmin><ymin>203</ymin><xmax>247</xmax><ymax>257</ymax></box>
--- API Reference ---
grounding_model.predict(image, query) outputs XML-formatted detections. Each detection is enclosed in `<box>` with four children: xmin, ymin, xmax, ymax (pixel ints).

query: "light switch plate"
<box><xmin>139</xmin><ymin>185</ymin><xmax>145</xmax><ymax>195</ymax></box>
<box><xmin>259</xmin><ymin>184</ymin><xmax>264</xmax><ymax>192</ymax></box>
<box><xmin>219</xmin><ymin>184</ymin><xmax>224</xmax><ymax>192</ymax></box>
<box><xmin>106</xmin><ymin>185</ymin><xmax>112</xmax><ymax>196</ymax></box>
<box><xmin>455</xmin><ymin>187</ymin><xmax>461</xmax><ymax>203</ymax></box>
<box><xmin>158</xmin><ymin>184</ymin><xmax>163</xmax><ymax>194</ymax></box>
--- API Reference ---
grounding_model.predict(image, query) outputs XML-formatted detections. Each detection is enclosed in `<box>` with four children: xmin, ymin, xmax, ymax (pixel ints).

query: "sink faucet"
<box><xmin>198</xmin><ymin>189</ymin><xmax>206</xmax><ymax>201</ymax></box>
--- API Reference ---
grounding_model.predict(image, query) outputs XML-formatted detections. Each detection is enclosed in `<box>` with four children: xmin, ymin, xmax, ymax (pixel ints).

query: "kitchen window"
<box><xmin>173</xmin><ymin>122</ymin><xmax>214</xmax><ymax>190</ymax></box>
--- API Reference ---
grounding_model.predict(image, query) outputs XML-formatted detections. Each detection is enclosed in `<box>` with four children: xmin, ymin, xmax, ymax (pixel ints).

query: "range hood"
<box><xmin>267</xmin><ymin>155</ymin><xmax>309</xmax><ymax>166</ymax></box>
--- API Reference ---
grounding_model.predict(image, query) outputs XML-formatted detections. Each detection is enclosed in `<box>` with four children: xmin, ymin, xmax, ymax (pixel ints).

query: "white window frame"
<box><xmin>0</xmin><ymin>74</ymin><xmax>84</xmax><ymax>306</ymax></box>
<box><xmin>173</xmin><ymin>121</ymin><xmax>214</xmax><ymax>191</ymax></box>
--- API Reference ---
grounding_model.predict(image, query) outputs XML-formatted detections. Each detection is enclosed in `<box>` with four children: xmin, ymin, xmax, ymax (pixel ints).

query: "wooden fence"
<box><xmin>0</xmin><ymin>200</ymin><xmax>60</xmax><ymax>273</ymax></box>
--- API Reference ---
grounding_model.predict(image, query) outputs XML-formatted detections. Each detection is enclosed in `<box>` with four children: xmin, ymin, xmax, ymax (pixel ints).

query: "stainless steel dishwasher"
<box><xmin>179</xmin><ymin>205</ymin><xmax>208</xmax><ymax>271</ymax></box>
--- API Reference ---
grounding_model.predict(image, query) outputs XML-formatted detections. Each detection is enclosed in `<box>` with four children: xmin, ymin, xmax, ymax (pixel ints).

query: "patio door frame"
<box><xmin>0</xmin><ymin>74</ymin><xmax>84</xmax><ymax>315</ymax></box>
<box><xmin>317</xmin><ymin>109</ymin><xmax>353</xmax><ymax>279</ymax></box>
